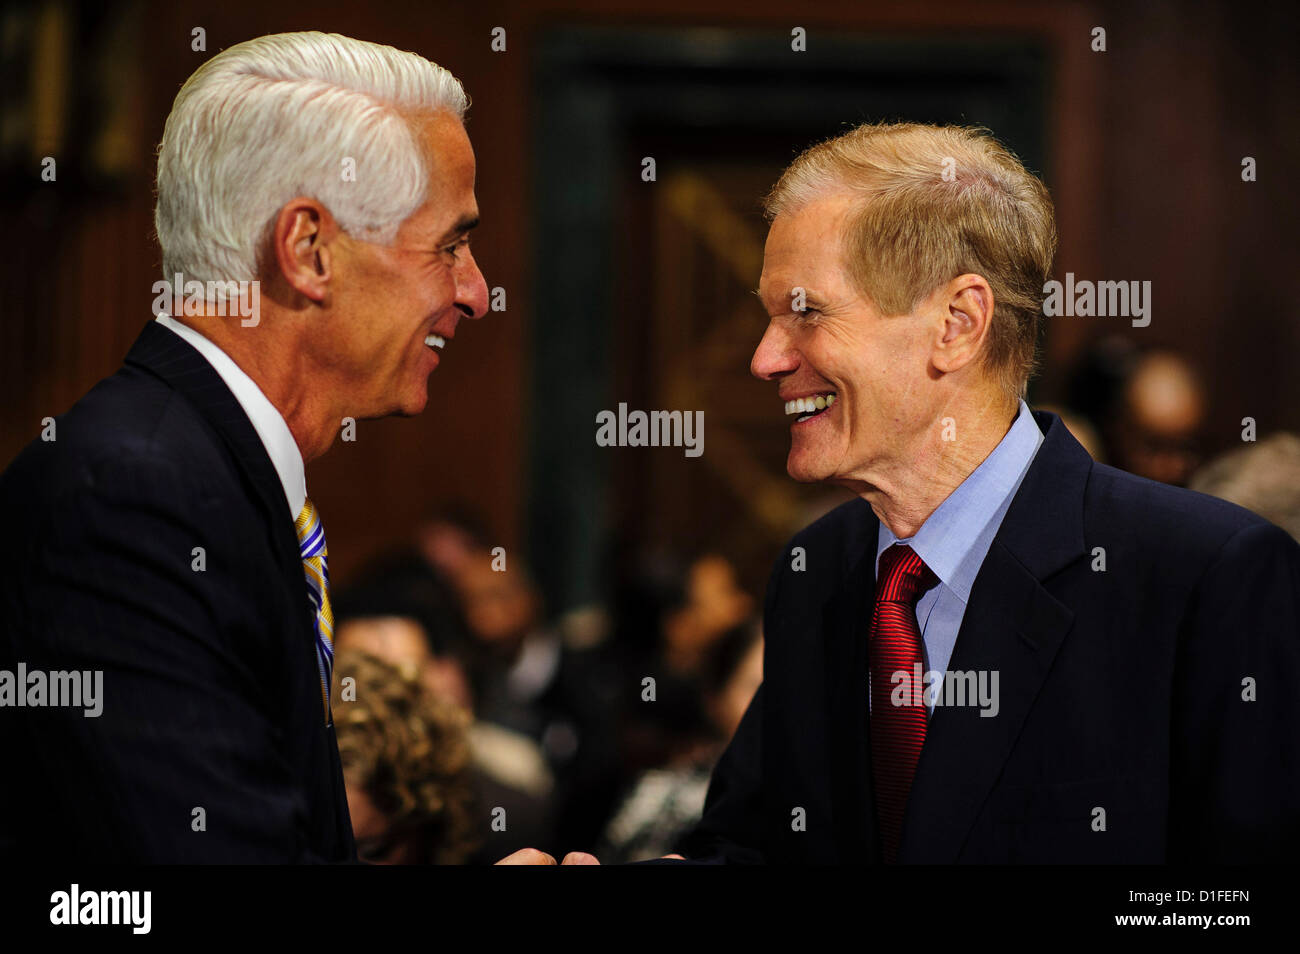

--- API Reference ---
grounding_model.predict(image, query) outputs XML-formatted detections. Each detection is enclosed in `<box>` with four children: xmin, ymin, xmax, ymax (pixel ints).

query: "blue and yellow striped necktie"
<box><xmin>294</xmin><ymin>497</ymin><xmax>334</xmax><ymax>724</ymax></box>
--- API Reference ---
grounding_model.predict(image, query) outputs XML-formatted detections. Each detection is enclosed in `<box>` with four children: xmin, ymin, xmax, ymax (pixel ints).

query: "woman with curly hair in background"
<box><xmin>334</xmin><ymin>649</ymin><xmax>479</xmax><ymax>864</ymax></box>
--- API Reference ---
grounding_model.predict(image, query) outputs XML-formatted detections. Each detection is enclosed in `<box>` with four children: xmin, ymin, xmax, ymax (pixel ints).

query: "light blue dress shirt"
<box><xmin>871</xmin><ymin>400</ymin><xmax>1044</xmax><ymax>712</ymax></box>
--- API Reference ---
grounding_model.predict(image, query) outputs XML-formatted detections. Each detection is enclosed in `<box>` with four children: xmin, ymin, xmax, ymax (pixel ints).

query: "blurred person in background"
<box><xmin>448</xmin><ymin>546</ymin><xmax>623</xmax><ymax>854</ymax></box>
<box><xmin>333</xmin><ymin>577</ymin><xmax>558</xmax><ymax>862</ymax></box>
<box><xmin>663</xmin><ymin>555</ymin><xmax>756</xmax><ymax>676</ymax></box>
<box><xmin>1190</xmin><ymin>433</ymin><xmax>1300</xmax><ymax>542</ymax></box>
<box><xmin>1065</xmin><ymin>337</ymin><xmax>1207</xmax><ymax>484</ymax></box>
<box><xmin>598</xmin><ymin>620</ymin><xmax>762</xmax><ymax>863</ymax></box>
<box><xmin>419</xmin><ymin>506</ymin><xmax>496</xmax><ymax>580</ymax></box>
<box><xmin>335</xmin><ymin>557</ymin><xmax>474</xmax><ymax>708</ymax></box>
<box><xmin>1110</xmin><ymin>350</ymin><xmax>1207</xmax><ymax>486</ymax></box>
<box><xmin>335</xmin><ymin>649</ymin><xmax>479</xmax><ymax>864</ymax></box>
<box><xmin>614</xmin><ymin>549</ymin><xmax>755</xmax><ymax>775</ymax></box>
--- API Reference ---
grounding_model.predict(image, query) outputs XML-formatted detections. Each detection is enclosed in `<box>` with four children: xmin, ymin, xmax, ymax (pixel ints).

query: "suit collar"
<box><xmin>991</xmin><ymin>410</ymin><xmax>1092</xmax><ymax>581</ymax></box>
<box><xmin>839</xmin><ymin>409</ymin><xmax>1089</xmax><ymax>586</ymax></box>
<box><xmin>827</xmin><ymin>410</ymin><xmax>1089</xmax><ymax>592</ymax></box>
<box><xmin>123</xmin><ymin>319</ymin><xmax>305</xmax><ymax>577</ymax></box>
<box><xmin>154</xmin><ymin>315</ymin><xmax>305</xmax><ymax>518</ymax></box>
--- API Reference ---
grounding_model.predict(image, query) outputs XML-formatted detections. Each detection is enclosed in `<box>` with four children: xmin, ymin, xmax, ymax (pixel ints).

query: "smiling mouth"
<box><xmin>784</xmin><ymin>392</ymin><xmax>836</xmax><ymax>423</ymax></box>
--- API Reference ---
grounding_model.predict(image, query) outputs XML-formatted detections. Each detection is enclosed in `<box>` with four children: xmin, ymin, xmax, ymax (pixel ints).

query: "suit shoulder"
<box><xmin>1084</xmin><ymin>462</ymin><xmax>1274</xmax><ymax>559</ymax></box>
<box><xmin>0</xmin><ymin>364</ymin><xmax>228</xmax><ymax>505</ymax></box>
<box><xmin>765</xmin><ymin>496</ymin><xmax>877</xmax><ymax>593</ymax></box>
<box><xmin>790</xmin><ymin>496</ymin><xmax>874</xmax><ymax>548</ymax></box>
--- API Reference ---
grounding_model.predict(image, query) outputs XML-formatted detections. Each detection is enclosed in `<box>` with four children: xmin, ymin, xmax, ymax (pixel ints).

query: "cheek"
<box><xmin>858</xmin><ymin>335</ymin><xmax>918</xmax><ymax>398</ymax></box>
<box><xmin>419</xmin><ymin>267</ymin><xmax>457</xmax><ymax>312</ymax></box>
<box><xmin>829</xmin><ymin>349</ymin><xmax>881</xmax><ymax>404</ymax></box>
<box><xmin>373</xmin><ymin>261</ymin><xmax>448</xmax><ymax>323</ymax></box>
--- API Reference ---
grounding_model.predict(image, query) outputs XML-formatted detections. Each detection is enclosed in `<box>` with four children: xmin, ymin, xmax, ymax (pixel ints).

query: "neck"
<box><xmin>860</xmin><ymin>390</ymin><xmax>1020</xmax><ymax>539</ymax></box>
<box><xmin>171</xmin><ymin>305</ymin><xmax>338</xmax><ymax>463</ymax></box>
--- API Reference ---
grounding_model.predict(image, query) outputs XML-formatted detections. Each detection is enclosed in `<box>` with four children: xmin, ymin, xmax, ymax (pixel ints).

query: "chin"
<box><xmin>786</xmin><ymin>450</ymin><xmax>831</xmax><ymax>484</ymax></box>
<box><xmin>396</xmin><ymin>382</ymin><xmax>430</xmax><ymax>417</ymax></box>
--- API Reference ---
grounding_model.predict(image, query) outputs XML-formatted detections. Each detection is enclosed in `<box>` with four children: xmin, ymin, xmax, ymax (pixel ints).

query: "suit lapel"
<box><xmin>901</xmin><ymin>545</ymin><xmax>1075</xmax><ymax>862</ymax></box>
<box><xmin>901</xmin><ymin>411</ymin><xmax>1092</xmax><ymax>862</ymax></box>
<box><xmin>823</xmin><ymin>501</ymin><xmax>883</xmax><ymax>862</ymax></box>
<box><xmin>122</xmin><ymin>320</ymin><xmax>306</xmax><ymax>596</ymax></box>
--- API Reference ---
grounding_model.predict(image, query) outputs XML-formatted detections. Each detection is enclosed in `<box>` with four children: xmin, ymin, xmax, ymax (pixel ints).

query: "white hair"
<box><xmin>155</xmin><ymin>31</ymin><xmax>468</xmax><ymax>290</ymax></box>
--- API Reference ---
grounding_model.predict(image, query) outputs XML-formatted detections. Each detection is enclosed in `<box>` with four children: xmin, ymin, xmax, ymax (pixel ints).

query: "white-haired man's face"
<box><xmin>320</xmin><ymin>111</ymin><xmax>489</xmax><ymax>418</ymax></box>
<box><xmin>752</xmin><ymin>194</ymin><xmax>939</xmax><ymax>489</ymax></box>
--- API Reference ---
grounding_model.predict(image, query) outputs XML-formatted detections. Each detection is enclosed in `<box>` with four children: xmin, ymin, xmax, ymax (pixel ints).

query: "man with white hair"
<box><xmin>0</xmin><ymin>33</ymin><xmax>489</xmax><ymax>862</ymax></box>
<box><xmin>671</xmin><ymin>122</ymin><xmax>1300</xmax><ymax>864</ymax></box>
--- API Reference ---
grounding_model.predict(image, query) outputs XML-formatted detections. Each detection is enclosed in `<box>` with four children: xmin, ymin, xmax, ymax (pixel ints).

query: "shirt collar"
<box><xmin>155</xmin><ymin>314</ymin><xmax>307</xmax><ymax>518</ymax></box>
<box><xmin>877</xmin><ymin>399</ymin><xmax>1044</xmax><ymax>603</ymax></box>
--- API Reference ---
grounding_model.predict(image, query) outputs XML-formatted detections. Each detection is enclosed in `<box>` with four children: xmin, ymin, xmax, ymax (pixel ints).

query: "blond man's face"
<box><xmin>751</xmin><ymin>194</ymin><xmax>938</xmax><ymax>488</ymax></box>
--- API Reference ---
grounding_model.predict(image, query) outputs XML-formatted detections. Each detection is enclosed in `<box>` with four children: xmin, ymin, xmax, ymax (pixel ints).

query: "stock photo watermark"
<box><xmin>151</xmin><ymin>273</ymin><xmax>261</xmax><ymax>327</ymax></box>
<box><xmin>0</xmin><ymin>664</ymin><xmax>103</xmax><ymax>717</ymax></box>
<box><xmin>596</xmin><ymin>403</ymin><xmax>704</xmax><ymax>458</ymax></box>
<box><xmin>888</xmin><ymin>665</ymin><xmax>1000</xmax><ymax>717</ymax></box>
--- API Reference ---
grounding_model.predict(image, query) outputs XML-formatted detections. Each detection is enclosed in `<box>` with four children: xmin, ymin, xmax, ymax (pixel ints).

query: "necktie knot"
<box><xmin>876</xmin><ymin>544</ymin><xmax>937</xmax><ymax>606</ymax></box>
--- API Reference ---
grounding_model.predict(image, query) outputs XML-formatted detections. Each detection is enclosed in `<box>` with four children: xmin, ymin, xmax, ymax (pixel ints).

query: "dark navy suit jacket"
<box><xmin>0</xmin><ymin>321</ymin><xmax>356</xmax><ymax>862</ymax></box>
<box><xmin>680</xmin><ymin>410</ymin><xmax>1300</xmax><ymax>863</ymax></box>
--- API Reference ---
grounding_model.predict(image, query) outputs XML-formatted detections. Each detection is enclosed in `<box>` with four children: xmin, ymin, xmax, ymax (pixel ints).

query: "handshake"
<box><xmin>495</xmin><ymin>850</ymin><xmax>687</xmax><ymax>865</ymax></box>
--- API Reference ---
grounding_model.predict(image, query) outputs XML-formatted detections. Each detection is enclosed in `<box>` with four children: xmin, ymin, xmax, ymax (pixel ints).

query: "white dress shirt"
<box><xmin>155</xmin><ymin>314</ymin><xmax>306</xmax><ymax>518</ymax></box>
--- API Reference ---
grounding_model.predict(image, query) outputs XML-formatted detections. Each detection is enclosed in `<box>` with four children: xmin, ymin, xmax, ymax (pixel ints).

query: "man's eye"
<box><xmin>440</xmin><ymin>236</ymin><xmax>471</xmax><ymax>262</ymax></box>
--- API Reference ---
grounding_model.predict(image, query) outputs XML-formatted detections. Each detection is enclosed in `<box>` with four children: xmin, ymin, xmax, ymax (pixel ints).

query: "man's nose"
<box><xmin>455</xmin><ymin>248</ymin><xmax>490</xmax><ymax>320</ymax></box>
<box><xmin>751</xmin><ymin>321</ymin><xmax>797</xmax><ymax>381</ymax></box>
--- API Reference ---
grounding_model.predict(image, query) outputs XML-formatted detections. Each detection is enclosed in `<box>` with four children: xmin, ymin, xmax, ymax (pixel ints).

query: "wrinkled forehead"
<box><xmin>411</xmin><ymin>110</ymin><xmax>475</xmax><ymax>189</ymax></box>
<box><xmin>401</xmin><ymin>111</ymin><xmax>479</xmax><ymax>235</ymax></box>
<box><xmin>759</xmin><ymin>194</ymin><xmax>858</xmax><ymax>305</ymax></box>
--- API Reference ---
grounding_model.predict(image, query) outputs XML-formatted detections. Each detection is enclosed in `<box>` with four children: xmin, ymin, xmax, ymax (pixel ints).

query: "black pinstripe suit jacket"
<box><xmin>0</xmin><ymin>320</ymin><xmax>356</xmax><ymax>862</ymax></box>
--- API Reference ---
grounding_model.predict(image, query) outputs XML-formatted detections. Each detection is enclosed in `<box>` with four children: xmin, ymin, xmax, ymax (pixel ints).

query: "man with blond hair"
<box><xmin>673</xmin><ymin>122</ymin><xmax>1300</xmax><ymax>863</ymax></box>
<box><xmin>0</xmin><ymin>32</ymin><xmax>491</xmax><ymax>862</ymax></box>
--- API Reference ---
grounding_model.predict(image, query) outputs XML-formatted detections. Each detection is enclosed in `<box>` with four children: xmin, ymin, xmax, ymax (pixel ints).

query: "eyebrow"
<box><xmin>754</xmin><ymin>286</ymin><xmax>826</xmax><ymax>312</ymax></box>
<box><xmin>438</xmin><ymin>214</ymin><xmax>480</xmax><ymax>243</ymax></box>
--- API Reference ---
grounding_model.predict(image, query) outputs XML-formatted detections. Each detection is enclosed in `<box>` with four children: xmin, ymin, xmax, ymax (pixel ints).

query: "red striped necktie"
<box><xmin>869</xmin><ymin>543</ymin><xmax>939</xmax><ymax>863</ymax></box>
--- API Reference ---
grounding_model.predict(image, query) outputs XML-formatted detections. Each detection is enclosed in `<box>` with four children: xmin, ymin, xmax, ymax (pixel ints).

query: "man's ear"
<box><xmin>271</xmin><ymin>198</ymin><xmax>339</xmax><ymax>304</ymax></box>
<box><xmin>932</xmin><ymin>274</ymin><xmax>994</xmax><ymax>375</ymax></box>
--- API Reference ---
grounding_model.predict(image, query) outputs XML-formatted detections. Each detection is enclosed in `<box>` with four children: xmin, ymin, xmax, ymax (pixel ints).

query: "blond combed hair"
<box><xmin>765</xmin><ymin>122</ymin><xmax>1058</xmax><ymax>401</ymax></box>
